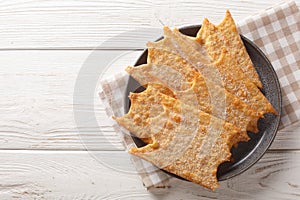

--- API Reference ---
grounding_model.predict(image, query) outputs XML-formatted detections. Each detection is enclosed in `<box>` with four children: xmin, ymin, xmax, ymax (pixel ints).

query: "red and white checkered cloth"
<box><xmin>99</xmin><ymin>0</ymin><xmax>300</xmax><ymax>189</ymax></box>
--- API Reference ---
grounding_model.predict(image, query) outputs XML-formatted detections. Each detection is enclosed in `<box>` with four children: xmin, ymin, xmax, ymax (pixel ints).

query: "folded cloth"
<box><xmin>238</xmin><ymin>0</ymin><xmax>300</xmax><ymax>129</ymax></box>
<box><xmin>99</xmin><ymin>72</ymin><xmax>171</xmax><ymax>189</ymax></box>
<box><xmin>99</xmin><ymin>1</ymin><xmax>300</xmax><ymax>189</ymax></box>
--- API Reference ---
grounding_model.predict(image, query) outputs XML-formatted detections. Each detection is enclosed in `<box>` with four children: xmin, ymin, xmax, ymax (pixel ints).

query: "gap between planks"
<box><xmin>0</xmin><ymin>48</ymin><xmax>146</xmax><ymax>51</ymax></box>
<box><xmin>0</xmin><ymin>148</ymin><xmax>299</xmax><ymax>152</ymax></box>
<box><xmin>0</xmin><ymin>0</ymin><xmax>288</xmax><ymax>49</ymax></box>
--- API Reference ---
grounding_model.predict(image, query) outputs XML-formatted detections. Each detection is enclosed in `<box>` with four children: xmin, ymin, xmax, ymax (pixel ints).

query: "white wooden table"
<box><xmin>1</xmin><ymin>0</ymin><xmax>300</xmax><ymax>199</ymax></box>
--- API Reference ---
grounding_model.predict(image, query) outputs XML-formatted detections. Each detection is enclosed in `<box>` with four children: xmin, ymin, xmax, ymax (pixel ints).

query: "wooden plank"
<box><xmin>0</xmin><ymin>150</ymin><xmax>299</xmax><ymax>199</ymax></box>
<box><xmin>0</xmin><ymin>50</ymin><xmax>141</xmax><ymax>150</ymax></box>
<box><xmin>0</xmin><ymin>50</ymin><xmax>299</xmax><ymax>150</ymax></box>
<box><xmin>0</xmin><ymin>150</ymin><xmax>145</xmax><ymax>199</ymax></box>
<box><xmin>171</xmin><ymin>150</ymin><xmax>300</xmax><ymax>200</ymax></box>
<box><xmin>271</xmin><ymin>122</ymin><xmax>300</xmax><ymax>150</ymax></box>
<box><xmin>0</xmin><ymin>0</ymin><xmax>287</xmax><ymax>49</ymax></box>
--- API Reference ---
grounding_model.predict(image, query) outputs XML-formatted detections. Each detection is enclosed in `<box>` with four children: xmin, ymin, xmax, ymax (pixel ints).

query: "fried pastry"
<box><xmin>127</xmin><ymin>48</ymin><xmax>261</xmax><ymax>133</ymax></box>
<box><xmin>148</xmin><ymin>27</ymin><xmax>277</xmax><ymax>116</ymax></box>
<box><xmin>129</xmin><ymin>92</ymin><xmax>248</xmax><ymax>190</ymax></box>
<box><xmin>113</xmin><ymin>11</ymin><xmax>277</xmax><ymax>191</ymax></box>
<box><xmin>197</xmin><ymin>10</ymin><xmax>263</xmax><ymax>88</ymax></box>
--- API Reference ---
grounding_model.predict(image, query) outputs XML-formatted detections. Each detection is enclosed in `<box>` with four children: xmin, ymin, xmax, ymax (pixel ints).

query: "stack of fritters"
<box><xmin>114</xmin><ymin>11</ymin><xmax>277</xmax><ymax>190</ymax></box>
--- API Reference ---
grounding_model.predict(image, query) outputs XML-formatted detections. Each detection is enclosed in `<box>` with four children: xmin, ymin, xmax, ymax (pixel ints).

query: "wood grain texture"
<box><xmin>0</xmin><ymin>0</ymin><xmax>287</xmax><ymax>49</ymax></box>
<box><xmin>0</xmin><ymin>150</ymin><xmax>299</xmax><ymax>200</ymax></box>
<box><xmin>0</xmin><ymin>50</ymin><xmax>140</xmax><ymax>150</ymax></box>
<box><xmin>0</xmin><ymin>50</ymin><xmax>299</xmax><ymax>150</ymax></box>
<box><xmin>0</xmin><ymin>1</ymin><xmax>300</xmax><ymax>198</ymax></box>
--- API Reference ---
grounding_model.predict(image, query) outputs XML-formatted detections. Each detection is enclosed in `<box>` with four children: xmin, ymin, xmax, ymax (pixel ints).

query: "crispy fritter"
<box><xmin>148</xmin><ymin>27</ymin><xmax>276</xmax><ymax>115</ymax></box>
<box><xmin>197</xmin><ymin>10</ymin><xmax>263</xmax><ymax>88</ymax></box>
<box><xmin>113</xmin><ymin>11</ymin><xmax>277</xmax><ymax>191</ymax></box>
<box><xmin>129</xmin><ymin>92</ymin><xmax>247</xmax><ymax>190</ymax></box>
<box><xmin>127</xmin><ymin>48</ymin><xmax>261</xmax><ymax>133</ymax></box>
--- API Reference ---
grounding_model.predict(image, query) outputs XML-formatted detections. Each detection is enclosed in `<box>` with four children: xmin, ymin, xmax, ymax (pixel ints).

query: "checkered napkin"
<box><xmin>99</xmin><ymin>72</ymin><xmax>171</xmax><ymax>189</ymax></box>
<box><xmin>238</xmin><ymin>0</ymin><xmax>300</xmax><ymax>128</ymax></box>
<box><xmin>99</xmin><ymin>1</ymin><xmax>300</xmax><ymax>189</ymax></box>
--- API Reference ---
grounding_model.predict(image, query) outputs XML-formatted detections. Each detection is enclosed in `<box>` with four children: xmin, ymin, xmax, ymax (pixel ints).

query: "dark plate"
<box><xmin>125</xmin><ymin>25</ymin><xmax>282</xmax><ymax>181</ymax></box>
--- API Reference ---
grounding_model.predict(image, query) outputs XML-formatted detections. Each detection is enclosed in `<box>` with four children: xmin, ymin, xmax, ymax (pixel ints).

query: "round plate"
<box><xmin>125</xmin><ymin>25</ymin><xmax>282</xmax><ymax>181</ymax></box>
